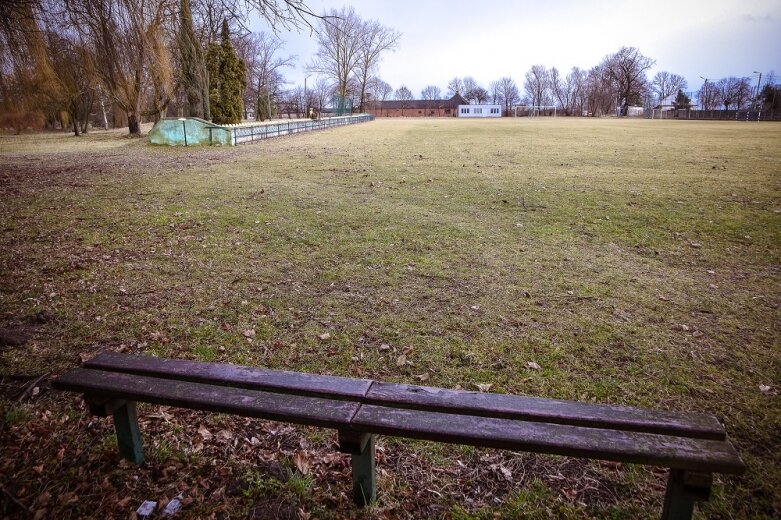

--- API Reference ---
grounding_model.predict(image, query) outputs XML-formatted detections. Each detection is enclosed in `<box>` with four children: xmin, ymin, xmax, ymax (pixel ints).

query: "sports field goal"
<box><xmin>513</xmin><ymin>105</ymin><xmax>557</xmax><ymax>117</ymax></box>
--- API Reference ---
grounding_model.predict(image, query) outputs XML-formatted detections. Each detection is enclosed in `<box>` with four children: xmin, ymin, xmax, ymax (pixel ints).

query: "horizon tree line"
<box><xmin>2</xmin><ymin>2</ymin><xmax>778</xmax><ymax>136</ymax></box>
<box><xmin>0</xmin><ymin>0</ymin><xmax>401</xmax><ymax>134</ymax></box>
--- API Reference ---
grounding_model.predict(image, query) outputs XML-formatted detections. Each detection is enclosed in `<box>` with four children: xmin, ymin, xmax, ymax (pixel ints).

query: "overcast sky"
<box><xmin>250</xmin><ymin>0</ymin><xmax>781</xmax><ymax>97</ymax></box>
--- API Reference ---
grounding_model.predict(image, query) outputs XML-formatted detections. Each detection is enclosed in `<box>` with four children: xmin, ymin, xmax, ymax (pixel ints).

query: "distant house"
<box><xmin>457</xmin><ymin>104</ymin><xmax>501</xmax><ymax>118</ymax></box>
<box><xmin>366</xmin><ymin>94</ymin><xmax>469</xmax><ymax>117</ymax></box>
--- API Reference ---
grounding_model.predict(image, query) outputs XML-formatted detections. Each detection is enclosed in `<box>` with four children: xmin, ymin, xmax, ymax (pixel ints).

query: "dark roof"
<box><xmin>367</xmin><ymin>94</ymin><xmax>469</xmax><ymax>110</ymax></box>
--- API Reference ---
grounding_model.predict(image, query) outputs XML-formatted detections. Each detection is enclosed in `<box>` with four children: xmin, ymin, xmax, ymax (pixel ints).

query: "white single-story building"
<box><xmin>457</xmin><ymin>104</ymin><xmax>502</xmax><ymax>118</ymax></box>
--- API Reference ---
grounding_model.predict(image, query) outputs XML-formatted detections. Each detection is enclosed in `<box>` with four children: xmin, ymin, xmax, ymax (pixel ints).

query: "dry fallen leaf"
<box><xmin>293</xmin><ymin>451</ymin><xmax>311</xmax><ymax>475</ymax></box>
<box><xmin>416</xmin><ymin>373</ymin><xmax>430</xmax><ymax>382</ymax></box>
<box><xmin>197</xmin><ymin>425</ymin><xmax>212</xmax><ymax>441</ymax></box>
<box><xmin>242</xmin><ymin>329</ymin><xmax>256</xmax><ymax>338</ymax></box>
<box><xmin>396</xmin><ymin>354</ymin><xmax>407</xmax><ymax>367</ymax></box>
<box><xmin>526</xmin><ymin>361</ymin><xmax>542</xmax><ymax>370</ymax></box>
<box><xmin>759</xmin><ymin>384</ymin><xmax>772</xmax><ymax>394</ymax></box>
<box><xmin>475</xmin><ymin>383</ymin><xmax>492</xmax><ymax>392</ymax></box>
<box><xmin>318</xmin><ymin>332</ymin><xmax>330</xmax><ymax>341</ymax></box>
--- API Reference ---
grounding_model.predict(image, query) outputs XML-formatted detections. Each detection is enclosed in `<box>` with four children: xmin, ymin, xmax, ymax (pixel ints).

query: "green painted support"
<box><xmin>662</xmin><ymin>470</ymin><xmax>712</xmax><ymax>520</ymax></box>
<box><xmin>113</xmin><ymin>402</ymin><xmax>144</xmax><ymax>465</ymax></box>
<box><xmin>338</xmin><ymin>431</ymin><xmax>376</xmax><ymax>506</ymax></box>
<box><xmin>351</xmin><ymin>435</ymin><xmax>375</xmax><ymax>506</ymax></box>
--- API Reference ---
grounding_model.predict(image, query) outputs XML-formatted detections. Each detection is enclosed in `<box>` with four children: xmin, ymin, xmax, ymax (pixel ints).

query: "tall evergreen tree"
<box><xmin>178</xmin><ymin>0</ymin><xmax>210</xmax><ymax>120</ymax></box>
<box><xmin>208</xmin><ymin>21</ymin><xmax>247</xmax><ymax>124</ymax></box>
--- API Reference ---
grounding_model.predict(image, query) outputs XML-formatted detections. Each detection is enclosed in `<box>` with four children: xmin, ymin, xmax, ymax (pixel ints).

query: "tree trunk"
<box><xmin>72</xmin><ymin>116</ymin><xmax>81</xmax><ymax>136</ymax></box>
<box><xmin>100</xmin><ymin>95</ymin><xmax>109</xmax><ymax>130</ymax></box>
<box><xmin>128</xmin><ymin>112</ymin><xmax>140</xmax><ymax>136</ymax></box>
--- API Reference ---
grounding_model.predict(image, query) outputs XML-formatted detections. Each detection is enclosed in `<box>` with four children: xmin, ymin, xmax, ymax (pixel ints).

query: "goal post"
<box><xmin>513</xmin><ymin>105</ymin><xmax>557</xmax><ymax>117</ymax></box>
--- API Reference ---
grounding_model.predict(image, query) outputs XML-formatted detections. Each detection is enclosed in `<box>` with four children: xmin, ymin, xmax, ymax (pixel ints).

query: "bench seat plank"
<box><xmin>84</xmin><ymin>352</ymin><xmax>373</xmax><ymax>400</ymax></box>
<box><xmin>364</xmin><ymin>382</ymin><xmax>726</xmax><ymax>440</ymax></box>
<box><xmin>53</xmin><ymin>368</ymin><xmax>359</xmax><ymax>430</ymax></box>
<box><xmin>351</xmin><ymin>405</ymin><xmax>745</xmax><ymax>474</ymax></box>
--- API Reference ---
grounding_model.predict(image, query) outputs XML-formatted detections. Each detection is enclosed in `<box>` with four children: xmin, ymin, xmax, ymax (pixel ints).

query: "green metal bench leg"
<box><xmin>112</xmin><ymin>402</ymin><xmax>144</xmax><ymax>465</ymax></box>
<box><xmin>351</xmin><ymin>435</ymin><xmax>376</xmax><ymax>506</ymax></box>
<box><xmin>662</xmin><ymin>469</ymin><xmax>712</xmax><ymax>520</ymax></box>
<box><xmin>338</xmin><ymin>431</ymin><xmax>376</xmax><ymax>507</ymax></box>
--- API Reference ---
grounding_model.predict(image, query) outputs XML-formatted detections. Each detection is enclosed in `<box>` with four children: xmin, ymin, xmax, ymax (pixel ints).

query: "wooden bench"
<box><xmin>52</xmin><ymin>352</ymin><xmax>745</xmax><ymax>519</ymax></box>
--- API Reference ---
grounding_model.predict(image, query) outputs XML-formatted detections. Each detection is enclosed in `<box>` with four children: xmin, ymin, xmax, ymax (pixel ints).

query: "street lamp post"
<box><xmin>304</xmin><ymin>74</ymin><xmax>311</xmax><ymax>119</ymax></box>
<box><xmin>752</xmin><ymin>71</ymin><xmax>762</xmax><ymax>110</ymax></box>
<box><xmin>699</xmin><ymin>76</ymin><xmax>710</xmax><ymax>110</ymax></box>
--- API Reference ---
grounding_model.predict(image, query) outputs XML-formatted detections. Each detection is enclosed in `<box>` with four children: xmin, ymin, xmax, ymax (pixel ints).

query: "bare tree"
<box><xmin>651</xmin><ymin>71</ymin><xmax>687</xmax><ymax>105</ymax></box>
<box><xmin>43</xmin><ymin>30</ymin><xmax>98</xmax><ymax>135</ymax></box>
<box><xmin>566</xmin><ymin>66</ymin><xmax>588</xmax><ymax>115</ymax></box>
<box><xmin>242</xmin><ymin>0</ymin><xmax>321</xmax><ymax>30</ymax></box>
<box><xmin>0</xmin><ymin>0</ymin><xmax>98</xmax><ymax>135</ymax></box>
<box><xmin>66</xmin><ymin>0</ymin><xmax>175</xmax><ymax>135</ymax></box>
<box><xmin>352</xmin><ymin>18</ymin><xmax>400</xmax><ymax>113</ymax></box>
<box><xmin>368</xmin><ymin>76</ymin><xmax>391</xmax><ymax>116</ymax></box>
<box><xmin>496</xmin><ymin>76</ymin><xmax>519</xmax><ymax>116</ymax></box>
<box><xmin>548</xmin><ymin>67</ymin><xmax>566</xmax><ymax>111</ymax></box>
<box><xmin>446</xmin><ymin>76</ymin><xmax>464</xmax><ymax>97</ymax></box>
<box><xmin>601</xmin><ymin>46</ymin><xmax>654</xmax><ymax>115</ymax></box>
<box><xmin>524</xmin><ymin>65</ymin><xmax>550</xmax><ymax>107</ymax></box>
<box><xmin>715</xmin><ymin>77</ymin><xmax>752</xmax><ymax>109</ymax></box>
<box><xmin>236</xmin><ymin>31</ymin><xmax>294</xmax><ymax>121</ymax></box>
<box><xmin>311</xmin><ymin>77</ymin><xmax>330</xmax><ymax>115</ymax></box>
<box><xmin>462</xmin><ymin>76</ymin><xmax>481</xmax><ymax>103</ymax></box>
<box><xmin>394</xmin><ymin>84</ymin><xmax>412</xmax><ymax>116</ymax></box>
<box><xmin>488</xmin><ymin>80</ymin><xmax>500</xmax><ymax>104</ymax></box>
<box><xmin>549</xmin><ymin>66</ymin><xmax>585</xmax><ymax>115</ymax></box>
<box><xmin>308</xmin><ymin>7</ymin><xmax>363</xmax><ymax>101</ymax></box>
<box><xmin>584</xmin><ymin>64</ymin><xmax>614</xmax><ymax>116</ymax></box>
<box><xmin>420</xmin><ymin>84</ymin><xmax>440</xmax><ymax>116</ymax></box>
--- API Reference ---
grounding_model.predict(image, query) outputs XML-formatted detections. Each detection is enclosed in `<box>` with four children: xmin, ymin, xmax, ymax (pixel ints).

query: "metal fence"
<box><xmin>648</xmin><ymin>109</ymin><xmax>781</xmax><ymax>121</ymax></box>
<box><xmin>223</xmin><ymin>114</ymin><xmax>374</xmax><ymax>145</ymax></box>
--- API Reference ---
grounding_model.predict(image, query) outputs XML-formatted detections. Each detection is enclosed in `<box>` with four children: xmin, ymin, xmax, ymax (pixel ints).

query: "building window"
<box><xmin>475</xmin><ymin>108</ymin><xmax>482</xmax><ymax>114</ymax></box>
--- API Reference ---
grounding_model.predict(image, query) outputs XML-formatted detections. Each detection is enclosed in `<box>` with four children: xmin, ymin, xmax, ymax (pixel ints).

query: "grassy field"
<box><xmin>1</xmin><ymin>118</ymin><xmax>779</xmax><ymax>518</ymax></box>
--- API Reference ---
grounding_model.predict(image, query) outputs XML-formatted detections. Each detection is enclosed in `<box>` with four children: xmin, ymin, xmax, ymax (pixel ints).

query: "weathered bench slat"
<box><xmin>87</xmin><ymin>353</ymin><xmax>725</xmax><ymax>441</ymax></box>
<box><xmin>364</xmin><ymin>382</ymin><xmax>726</xmax><ymax>440</ymax></box>
<box><xmin>53</xmin><ymin>368</ymin><xmax>359</xmax><ymax>429</ymax></box>
<box><xmin>351</xmin><ymin>405</ymin><xmax>745</xmax><ymax>475</ymax></box>
<box><xmin>84</xmin><ymin>352</ymin><xmax>373</xmax><ymax>400</ymax></box>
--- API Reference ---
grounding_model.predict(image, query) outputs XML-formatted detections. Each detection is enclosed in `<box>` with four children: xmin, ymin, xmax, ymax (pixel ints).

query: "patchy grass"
<box><xmin>1</xmin><ymin>118</ymin><xmax>779</xmax><ymax>518</ymax></box>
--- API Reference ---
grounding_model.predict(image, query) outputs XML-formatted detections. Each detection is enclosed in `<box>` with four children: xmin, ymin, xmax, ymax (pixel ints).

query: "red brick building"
<box><xmin>365</xmin><ymin>94</ymin><xmax>469</xmax><ymax>117</ymax></box>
